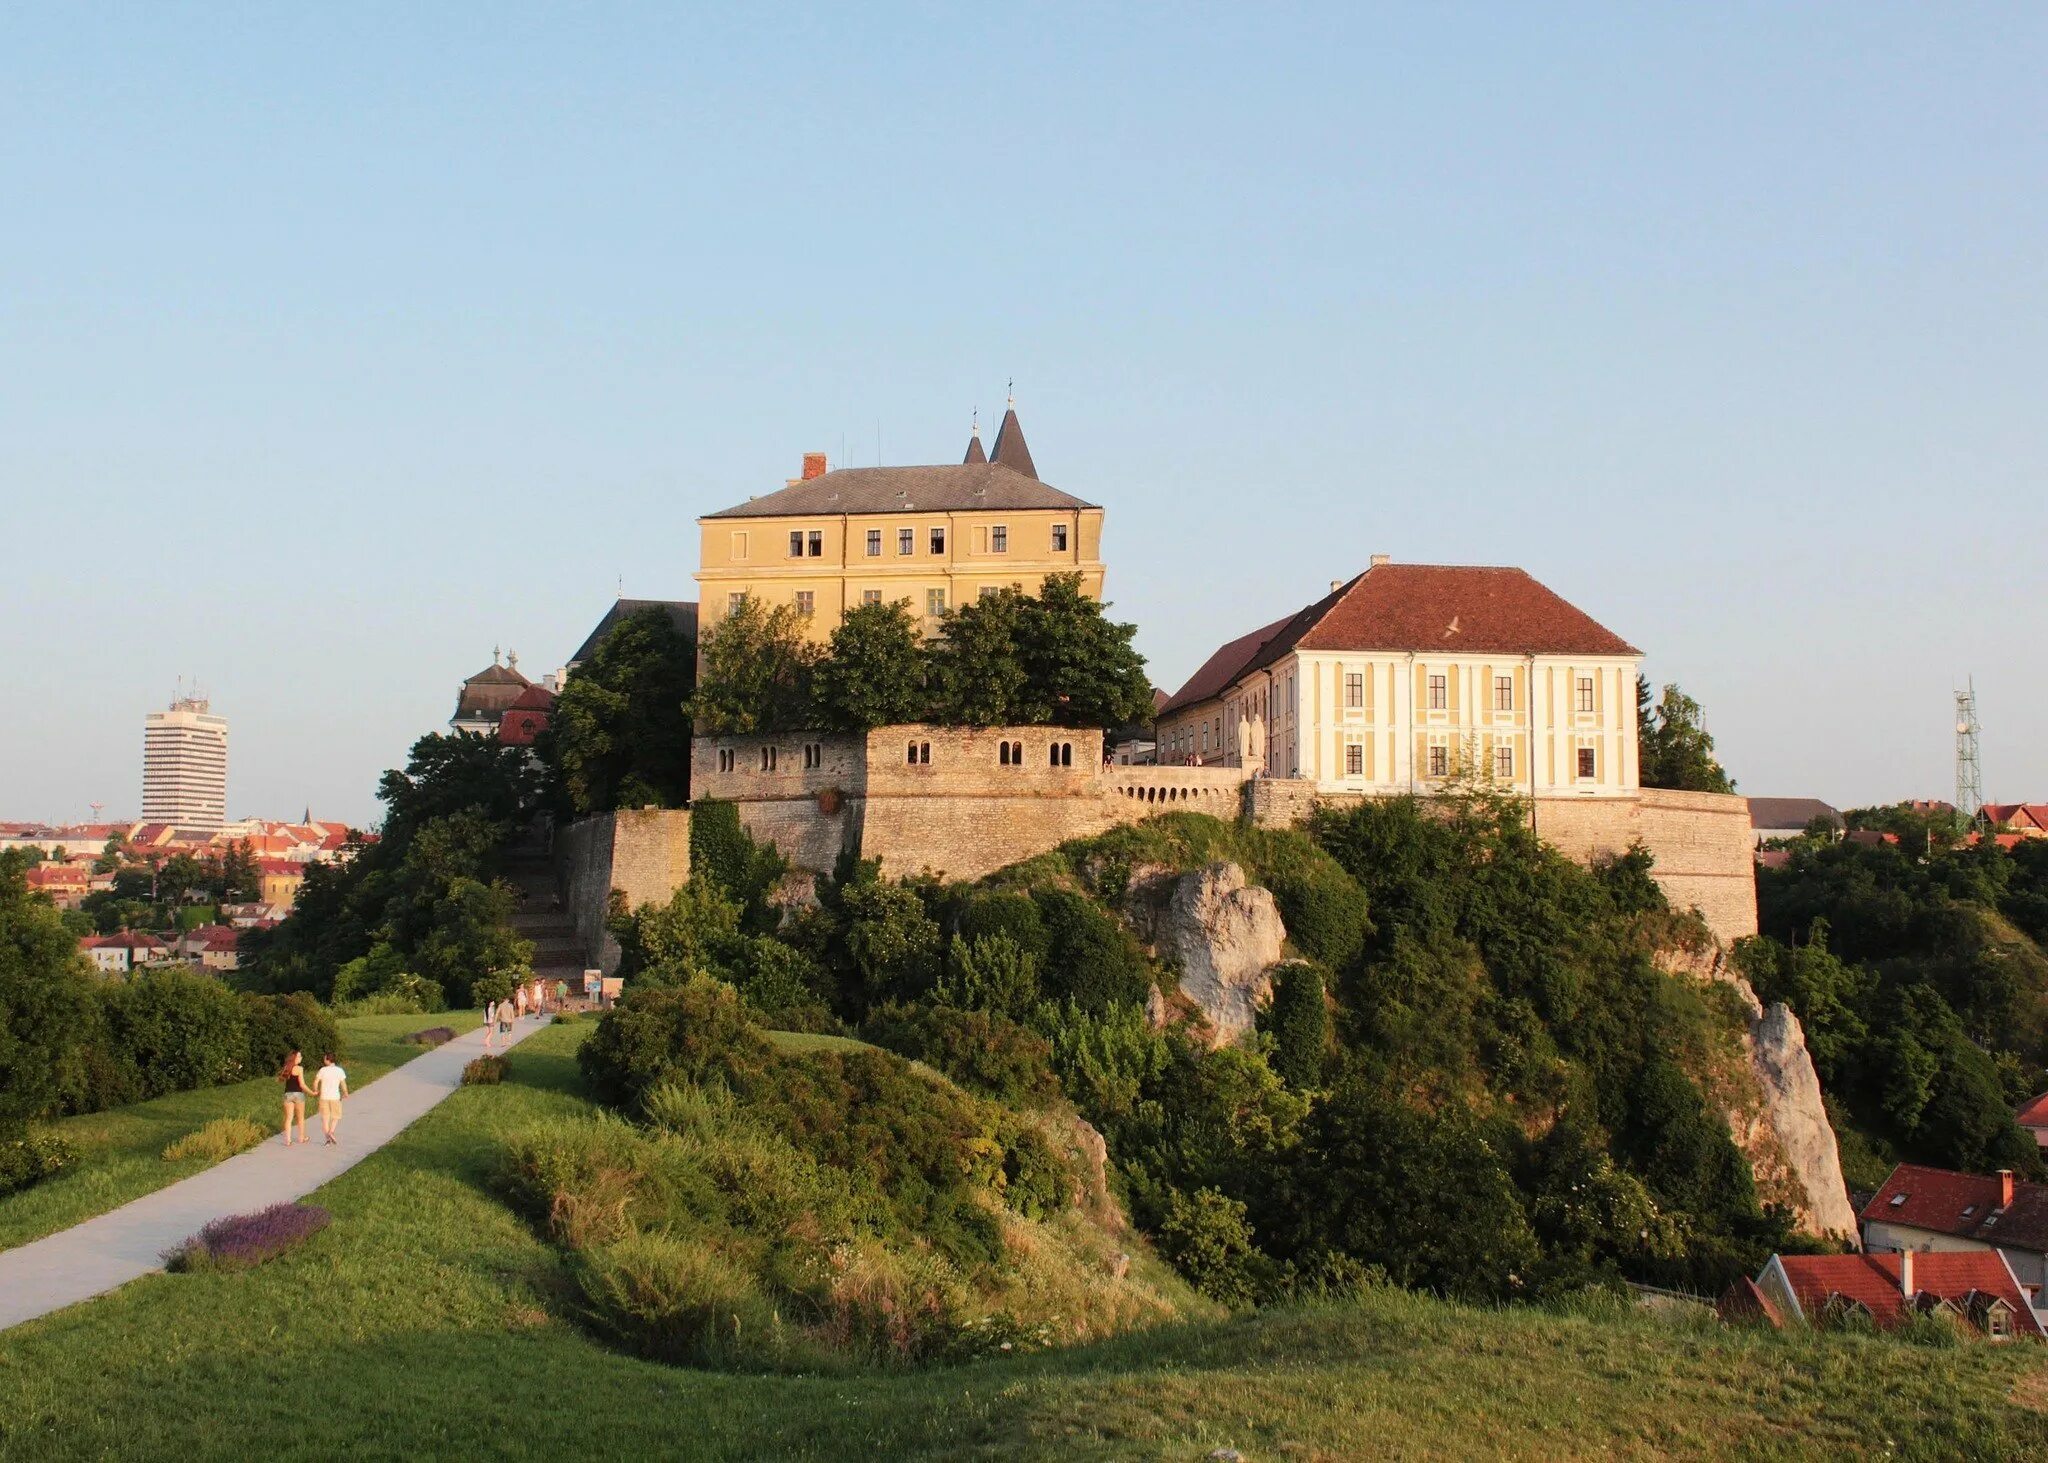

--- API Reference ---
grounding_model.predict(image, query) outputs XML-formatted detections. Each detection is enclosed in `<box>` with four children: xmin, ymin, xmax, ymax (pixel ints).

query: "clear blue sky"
<box><xmin>2</xmin><ymin>5</ymin><xmax>2042</xmax><ymax>828</ymax></box>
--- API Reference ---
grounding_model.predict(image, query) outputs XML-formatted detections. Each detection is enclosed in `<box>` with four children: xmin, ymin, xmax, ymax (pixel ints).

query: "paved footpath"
<box><xmin>0</xmin><ymin>1014</ymin><xmax>550</xmax><ymax>1334</ymax></box>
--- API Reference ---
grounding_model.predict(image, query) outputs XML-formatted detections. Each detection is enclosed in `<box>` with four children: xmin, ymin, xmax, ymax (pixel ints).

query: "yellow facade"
<box><xmin>697</xmin><ymin>504</ymin><xmax>1106</xmax><ymax>641</ymax></box>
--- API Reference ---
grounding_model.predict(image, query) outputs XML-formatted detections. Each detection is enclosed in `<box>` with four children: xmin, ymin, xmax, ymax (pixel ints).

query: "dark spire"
<box><xmin>989</xmin><ymin>400</ymin><xmax>1037</xmax><ymax>479</ymax></box>
<box><xmin>962</xmin><ymin>407</ymin><xmax>987</xmax><ymax>464</ymax></box>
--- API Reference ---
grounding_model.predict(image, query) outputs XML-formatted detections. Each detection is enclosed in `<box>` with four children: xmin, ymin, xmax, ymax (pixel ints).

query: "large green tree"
<box><xmin>687</xmin><ymin>596</ymin><xmax>822</xmax><ymax>734</ymax></box>
<box><xmin>1015</xmin><ymin>573</ymin><xmax>1155</xmax><ymax>730</ymax></box>
<box><xmin>0</xmin><ymin>851</ymin><xmax>98</xmax><ymax>1132</ymax></box>
<box><xmin>1637</xmin><ymin>676</ymin><xmax>1735</xmax><ymax>793</ymax></box>
<box><xmin>543</xmin><ymin>606</ymin><xmax>697</xmax><ymax>813</ymax></box>
<box><xmin>814</xmin><ymin>598</ymin><xmax>930</xmax><ymax>730</ymax></box>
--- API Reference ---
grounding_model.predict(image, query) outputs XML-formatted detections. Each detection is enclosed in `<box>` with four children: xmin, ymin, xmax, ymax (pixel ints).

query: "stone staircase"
<box><xmin>501</xmin><ymin>848</ymin><xmax>591</xmax><ymax>1005</ymax></box>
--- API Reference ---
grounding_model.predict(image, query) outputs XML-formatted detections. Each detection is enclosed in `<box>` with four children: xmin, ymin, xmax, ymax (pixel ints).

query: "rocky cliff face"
<box><xmin>1155</xmin><ymin>862</ymin><xmax>1286</xmax><ymax>1044</ymax></box>
<box><xmin>1656</xmin><ymin>939</ymin><xmax>1859</xmax><ymax>1242</ymax></box>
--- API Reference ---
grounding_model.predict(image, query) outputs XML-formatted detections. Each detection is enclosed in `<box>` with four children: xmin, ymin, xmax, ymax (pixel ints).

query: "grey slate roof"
<box><xmin>990</xmin><ymin>407</ymin><xmax>1037</xmax><ymax>479</ymax></box>
<box><xmin>570</xmin><ymin>599</ymin><xmax>700</xmax><ymax>665</ymax></box>
<box><xmin>1747</xmin><ymin>797</ymin><xmax>1842</xmax><ymax>831</ymax></box>
<box><xmin>962</xmin><ymin>431</ymin><xmax>988</xmax><ymax>465</ymax></box>
<box><xmin>702</xmin><ymin>462</ymin><xmax>1094</xmax><ymax>520</ymax></box>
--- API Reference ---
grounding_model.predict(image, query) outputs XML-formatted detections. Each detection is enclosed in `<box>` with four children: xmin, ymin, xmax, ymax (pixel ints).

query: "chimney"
<box><xmin>1370</xmin><ymin>553</ymin><xmax>1391</xmax><ymax>568</ymax></box>
<box><xmin>801</xmin><ymin>452</ymin><xmax>828</xmax><ymax>481</ymax></box>
<box><xmin>1999</xmin><ymin>1169</ymin><xmax>2015</xmax><ymax>1207</ymax></box>
<box><xmin>1899</xmin><ymin>1247</ymin><xmax>1915</xmax><ymax>1297</ymax></box>
<box><xmin>1329</xmin><ymin>580</ymin><xmax>1342</xmax><ymax>593</ymax></box>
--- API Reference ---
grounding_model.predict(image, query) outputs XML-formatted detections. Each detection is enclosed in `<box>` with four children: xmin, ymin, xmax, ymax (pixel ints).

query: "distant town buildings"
<box><xmin>694</xmin><ymin>408</ymin><xmax>1104</xmax><ymax>646</ymax></box>
<box><xmin>142</xmin><ymin>695</ymin><xmax>228</xmax><ymax>829</ymax></box>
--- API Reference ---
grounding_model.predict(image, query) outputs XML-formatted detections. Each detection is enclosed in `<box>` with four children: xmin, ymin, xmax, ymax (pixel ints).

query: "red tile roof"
<box><xmin>1772</xmin><ymin>1251</ymin><xmax>2042</xmax><ymax>1336</ymax></box>
<box><xmin>1158</xmin><ymin>613</ymin><xmax>1298</xmax><ymax>717</ymax></box>
<box><xmin>498</xmin><ymin>710</ymin><xmax>550</xmax><ymax>747</ymax></box>
<box><xmin>2018</xmin><ymin>1092</ymin><xmax>2048</xmax><ymax>1128</ymax></box>
<box><xmin>1159</xmin><ymin>563</ymin><xmax>1638</xmax><ymax>718</ymax></box>
<box><xmin>1862</xmin><ymin>1162</ymin><xmax>2048</xmax><ymax>1255</ymax></box>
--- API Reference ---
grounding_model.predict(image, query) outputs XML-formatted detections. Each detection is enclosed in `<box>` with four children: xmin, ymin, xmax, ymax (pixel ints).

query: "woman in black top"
<box><xmin>280</xmin><ymin>1050</ymin><xmax>309</xmax><ymax>1146</ymax></box>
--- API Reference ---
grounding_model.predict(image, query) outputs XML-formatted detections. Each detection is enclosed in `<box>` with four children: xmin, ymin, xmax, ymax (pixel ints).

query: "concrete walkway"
<box><xmin>0</xmin><ymin>1015</ymin><xmax>550</xmax><ymax>1334</ymax></box>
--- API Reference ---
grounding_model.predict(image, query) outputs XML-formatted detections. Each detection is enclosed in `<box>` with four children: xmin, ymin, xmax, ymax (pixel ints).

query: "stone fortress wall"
<box><xmin>558</xmin><ymin>726</ymin><xmax>1755</xmax><ymax>966</ymax></box>
<box><xmin>674</xmin><ymin>723</ymin><xmax>1757</xmax><ymax>942</ymax></box>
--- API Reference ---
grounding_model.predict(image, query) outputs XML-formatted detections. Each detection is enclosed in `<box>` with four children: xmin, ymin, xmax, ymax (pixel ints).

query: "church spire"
<box><xmin>962</xmin><ymin>407</ymin><xmax>987</xmax><ymax>464</ymax></box>
<box><xmin>989</xmin><ymin>389</ymin><xmax>1037</xmax><ymax>479</ymax></box>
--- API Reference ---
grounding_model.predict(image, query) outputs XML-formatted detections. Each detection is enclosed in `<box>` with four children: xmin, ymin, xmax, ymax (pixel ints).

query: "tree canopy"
<box><xmin>686</xmin><ymin>596</ymin><xmax>823</xmax><ymax>734</ymax></box>
<box><xmin>1637</xmin><ymin>676</ymin><xmax>1735</xmax><ymax>793</ymax></box>
<box><xmin>542</xmin><ymin>606</ymin><xmax>696</xmax><ymax>813</ymax></box>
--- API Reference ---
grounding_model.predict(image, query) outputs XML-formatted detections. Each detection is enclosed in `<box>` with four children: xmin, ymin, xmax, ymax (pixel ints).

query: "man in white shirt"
<box><xmin>313</xmin><ymin>1054</ymin><xmax>349</xmax><ymax>1146</ymax></box>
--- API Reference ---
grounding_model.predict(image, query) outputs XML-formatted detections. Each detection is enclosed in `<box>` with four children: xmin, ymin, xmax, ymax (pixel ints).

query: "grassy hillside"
<box><xmin>0</xmin><ymin>1012</ymin><xmax>473</xmax><ymax>1251</ymax></box>
<box><xmin>0</xmin><ymin>1020</ymin><xmax>2042</xmax><ymax>1461</ymax></box>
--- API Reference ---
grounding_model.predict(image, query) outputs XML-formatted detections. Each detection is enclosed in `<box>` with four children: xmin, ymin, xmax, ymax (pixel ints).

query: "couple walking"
<box><xmin>279</xmin><ymin>1051</ymin><xmax>349</xmax><ymax>1146</ymax></box>
<box><xmin>483</xmin><ymin>980</ymin><xmax>551</xmax><ymax>1051</ymax></box>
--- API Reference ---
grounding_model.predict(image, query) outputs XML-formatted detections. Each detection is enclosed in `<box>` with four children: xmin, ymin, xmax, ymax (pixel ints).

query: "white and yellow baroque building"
<box><xmin>1154</xmin><ymin>559</ymin><xmax>1643</xmax><ymax>801</ymax></box>
<box><xmin>695</xmin><ymin>410</ymin><xmax>1103</xmax><ymax>643</ymax></box>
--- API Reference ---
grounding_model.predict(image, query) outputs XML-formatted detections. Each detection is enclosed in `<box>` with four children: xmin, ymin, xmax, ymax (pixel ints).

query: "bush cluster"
<box><xmin>462</xmin><ymin>1055</ymin><xmax>509</xmax><ymax>1086</ymax></box>
<box><xmin>0</xmin><ymin>1131</ymin><xmax>76</xmax><ymax>1199</ymax></box>
<box><xmin>162</xmin><ymin>1117</ymin><xmax>269</xmax><ymax>1164</ymax></box>
<box><xmin>526</xmin><ymin>983</ymin><xmax>1197</xmax><ymax>1371</ymax></box>
<box><xmin>405</xmin><ymin>1026</ymin><xmax>458</xmax><ymax>1048</ymax></box>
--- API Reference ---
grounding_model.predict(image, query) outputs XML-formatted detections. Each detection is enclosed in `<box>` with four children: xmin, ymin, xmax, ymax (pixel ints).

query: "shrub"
<box><xmin>331</xmin><ymin>989</ymin><xmax>438</xmax><ymax>1017</ymax></box>
<box><xmin>1260</xmin><ymin>854</ymin><xmax>1371</xmax><ymax>974</ymax></box>
<box><xmin>729</xmin><ymin>936</ymin><xmax>834</xmax><ymax>1027</ymax></box>
<box><xmin>462</xmin><ymin>1055</ymin><xmax>509</xmax><ymax>1086</ymax></box>
<box><xmin>860</xmin><ymin>1002</ymin><xmax>1061</xmax><ymax>1107</ymax></box>
<box><xmin>1030</xmin><ymin>890</ymin><xmax>1152</xmax><ymax>1014</ymax></box>
<box><xmin>1260</xmin><ymin>961</ymin><xmax>1329</xmax><ymax>1091</ymax></box>
<box><xmin>0</xmin><ymin>1130</ymin><xmax>77</xmax><ymax>1198</ymax></box>
<box><xmin>1000</xmin><ymin>1120</ymin><xmax>1072</xmax><ymax>1219</ymax></box>
<box><xmin>162</xmin><ymin>1116</ymin><xmax>269</xmax><ymax>1164</ymax></box>
<box><xmin>405</xmin><ymin>1026</ymin><xmax>458</xmax><ymax>1048</ymax></box>
<box><xmin>240</xmin><ymin>992</ymin><xmax>342</xmax><ymax>1075</ymax></box>
<box><xmin>577</xmin><ymin>979</ymin><xmax>773</xmax><ymax>1113</ymax></box>
<box><xmin>165</xmin><ymin>1202</ymin><xmax>331</xmax><ymax>1272</ymax></box>
<box><xmin>954</xmin><ymin>892</ymin><xmax>1049</xmax><ymax>963</ymax></box>
<box><xmin>101</xmin><ymin>969</ymin><xmax>249</xmax><ymax>1101</ymax></box>
<box><xmin>577</xmin><ymin>1230</ymin><xmax>792</xmax><ymax>1369</ymax></box>
<box><xmin>1157</xmin><ymin>1186</ymin><xmax>1267</xmax><ymax>1308</ymax></box>
<box><xmin>840</xmin><ymin>878</ymin><xmax>944</xmax><ymax>1009</ymax></box>
<box><xmin>935</xmin><ymin>932</ymin><xmax>1041</xmax><ymax>1020</ymax></box>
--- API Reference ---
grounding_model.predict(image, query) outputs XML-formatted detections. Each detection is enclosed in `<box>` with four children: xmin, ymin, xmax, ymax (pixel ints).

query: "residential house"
<box><xmin>1748</xmin><ymin>797</ymin><xmax>1843</xmax><ymax>845</ymax></box>
<box><xmin>23</xmin><ymin>862</ymin><xmax>93</xmax><ymax>909</ymax></box>
<box><xmin>695</xmin><ymin>408</ymin><xmax>1104</xmax><ymax>646</ymax></box>
<box><xmin>79</xmin><ymin>931</ymin><xmax>168</xmax><ymax>975</ymax></box>
<box><xmin>1979</xmin><ymin>804</ymin><xmax>2048</xmax><ymax>838</ymax></box>
<box><xmin>1725</xmin><ymin>1249</ymin><xmax>2043</xmax><ymax>1340</ymax></box>
<box><xmin>177</xmin><ymin>923</ymin><xmax>240</xmax><ymax>972</ymax></box>
<box><xmin>451</xmin><ymin>653</ymin><xmax>535</xmax><ymax>735</ymax></box>
<box><xmin>1860</xmin><ymin>1163</ymin><xmax>2048</xmax><ymax>1319</ymax></box>
<box><xmin>2016</xmin><ymin>1093</ymin><xmax>2048</xmax><ymax>1154</ymax></box>
<box><xmin>497</xmin><ymin>683</ymin><xmax>556</xmax><ymax>747</ymax></box>
<box><xmin>1154</xmin><ymin>559</ymin><xmax>1640</xmax><ymax>794</ymax></box>
<box><xmin>257</xmin><ymin>859</ymin><xmax>306</xmax><ymax>909</ymax></box>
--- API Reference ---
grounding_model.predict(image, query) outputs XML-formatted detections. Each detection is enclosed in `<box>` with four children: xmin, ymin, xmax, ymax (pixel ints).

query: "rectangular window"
<box><xmin>991</xmin><ymin>525</ymin><xmax>1008</xmax><ymax>553</ymax></box>
<box><xmin>926</xmin><ymin>588</ymin><xmax>946</xmax><ymax>616</ymax></box>
<box><xmin>1428</xmin><ymin>674</ymin><xmax>1447</xmax><ymax>710</ymax></box>
<box><xmin>1495</xmin><ymin>746</ymin><xmax>1514</xmax><ymax>780</ymax></box>
<box><xmin>794</xmin><ymin>591</ymin><xmax>814</xmax><ymax>617</ymax></box>
<box><xmin>788</xmin><ymin>530</ymin><xmax>804</xmax><ymax>558</ymax></box>
<box><xmin>1577</xmin><ymin>747</ymin><xmax>1597</xmax><ymax>780</ymax></box>
<box><xmin>862</xmin><ymin>589</ymin><xmax>882</xmax><ymax>606</ymax></box>
<box><xmin>807</xmin><ymin>531</ymin><xmax>823</xmax><ymax>557</ymax></box>
<box><xmin>1427</xmin><ymin>745</ymin><xmax>1448</xmax><ymax>778</ymax></box>
<box><xmin>804</xmin><ymin>743</ymin><xmax>821</xmax><ymax>769</ymax></box>
<box><xmin>930</xmin><ymin>527</ymin><xmax>946</xmax><ymax>554</ymax></box>
<box><xmin>1345</xmin><ymin>744</ymin><xmax>1364</xmax><ymax>776</ymax></box>
<box><xmin>1494</xmin><ymin>675</ymin><xmax>1514</xmax><ymax>712</ymax></box>
<box><xmin>898</xmin><ymin>528</ymin><xmax>914</xmax><ymax>555</ymax></box>
<box><xmin>865</xmin><ymin>529</ymin><xmax>882</xmax><ymax>557</ymax></box>
<box><xmin>728</xmin><ymin>593</ymin><xmax>744</xmax><ymax>616</ymax></box>
<box><xmin>979</xmin><ymin>586</ymin><xmax>999</xmax><ymax>601</ymax></box>
<box><xmin>1345</xmin><ymin>672</ymin><xmax>1364</xmax><ymax>709</ymax></box>
<box><xmin>1051</xmin><ymin>523</ymin><xmax>1068</xmax><ymax>552</ymax></box>
<box><xmin>1576</xmin><ymin>677</ymin><xmax>1595</xmax><ymax>713</ymax></box>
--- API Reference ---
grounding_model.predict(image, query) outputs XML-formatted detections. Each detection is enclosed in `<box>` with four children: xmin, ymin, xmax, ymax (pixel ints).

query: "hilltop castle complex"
<box><xmin>557</xmin><ymin>408</ymin><xmax>1757</xmax><ymax>969</ymax></box>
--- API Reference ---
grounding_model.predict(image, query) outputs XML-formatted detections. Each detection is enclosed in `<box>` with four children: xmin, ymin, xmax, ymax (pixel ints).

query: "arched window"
<box><xmin>999</xmin><ymin>742</ymin><xmax>1012</xmax><ymax>767</ymax></box>
<box><xmin>908</xmin><ymin>742</ymin><xmax>920</xmax><ymax>765</ymax></box>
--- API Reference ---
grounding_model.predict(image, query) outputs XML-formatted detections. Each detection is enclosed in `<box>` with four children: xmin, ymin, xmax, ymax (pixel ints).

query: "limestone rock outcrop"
<box><xmin>1739</xmin><ymin>993</ymin><xmax>1861</xmax><ymax>1241</ymax></box>
<box><xmin>1159</xmin><ymin>862</ymin><xmax>1286</xmax><ymax>1043</ymax></box>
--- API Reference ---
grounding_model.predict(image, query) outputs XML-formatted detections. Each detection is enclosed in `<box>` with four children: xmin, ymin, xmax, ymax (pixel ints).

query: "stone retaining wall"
<box><xmin>554</xmin><ymin>808</ymin><xmax>693</xmax><ymax>973</ymax></box>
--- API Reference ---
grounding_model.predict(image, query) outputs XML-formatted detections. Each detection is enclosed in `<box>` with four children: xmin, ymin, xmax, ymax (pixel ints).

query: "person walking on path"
<box><xmin>279</xmin><ymin>1051</ymin><xmax>309</xmax><ymax>1146</ymax></box>
<box><xmin>496</xmin><ymin>999</ymin><xmax>514</xmax><ymax>1044</ymax></box>
<box><xmin>313</xmin><ymin>1053</ymin><xmax>349</xmax><ymax>1146</ymax></box>
<box><xmin>554</xmin><ymin>977</ymin><xmax>569</xmax><ymax>1011</ymax></box>
<box><xmin>514</xmin><ymin>983</ymin><xmax>528</xmax><ymax>1022</ymax></box>
<box><xmin>483</xmin><ymin>998</ymin><xmax>497</xmax><ymax>1052</ymax></box>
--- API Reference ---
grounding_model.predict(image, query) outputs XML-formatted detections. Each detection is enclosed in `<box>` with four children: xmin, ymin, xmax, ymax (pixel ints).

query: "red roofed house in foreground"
<box><xmin>1859</xmin><ymin>1162</ymin><xmax>2048</xmax><ymax>1322</ymax></box>
<box><xmin>1725</xmin><ymin>1248</ymin><xmax>2043</xmax><ymax>1340</ymax></box>
<box><xmin>1153</xmin><ymin>558</ymin><xmax>1758</xmax><ymax>942</ymax></box>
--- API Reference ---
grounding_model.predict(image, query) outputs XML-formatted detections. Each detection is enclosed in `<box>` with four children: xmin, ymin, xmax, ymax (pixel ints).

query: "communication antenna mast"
<box><xmin>1954</xmin><ymin>679</ymin><xmax>1983</xmax><ymax>827</ymax></box>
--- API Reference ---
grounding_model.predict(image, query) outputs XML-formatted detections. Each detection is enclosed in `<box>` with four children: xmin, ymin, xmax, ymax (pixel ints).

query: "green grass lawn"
<box><xmin>0</xmin><ymin>1012</ymin><xmax>477</xmax><ymax>1252</ymax></box>
<box><xmin>0</xmin><ymin>1020</ymin><xmax>2043</xmax><ymax>1460</ymax></box>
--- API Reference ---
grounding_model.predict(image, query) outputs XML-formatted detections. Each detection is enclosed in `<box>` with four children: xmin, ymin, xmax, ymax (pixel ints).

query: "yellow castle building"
<box><xmin>695</xmin><ymin>408</ymin><xmax>1105</xmax><ymax>642</ymax></box>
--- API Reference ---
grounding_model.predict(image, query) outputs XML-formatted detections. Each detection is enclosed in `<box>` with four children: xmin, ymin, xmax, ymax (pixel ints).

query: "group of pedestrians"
<box><xmin>278</xmin><ymin>1050</ymin><xmax>349</xmax><ymax>1147</ymax></box>
<box><xmin>482</xmin><ymin>978</ymin><xmax>564</xmax><ymax>1051</ymax></box>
